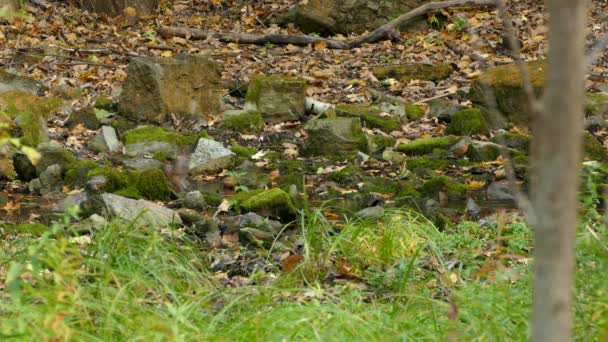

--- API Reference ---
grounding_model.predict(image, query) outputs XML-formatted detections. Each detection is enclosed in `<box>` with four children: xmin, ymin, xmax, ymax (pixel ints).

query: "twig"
<box><xmin>55</xmin><ymin>62</ymin><xmax>119</xmax><ymax>68</ymax></box>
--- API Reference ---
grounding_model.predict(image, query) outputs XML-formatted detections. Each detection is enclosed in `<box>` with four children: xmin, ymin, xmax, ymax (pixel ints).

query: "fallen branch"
<box><xmin>159</xmin><ymin>0</ymin><xmax>498</xmax><ymax>50</ymax></box>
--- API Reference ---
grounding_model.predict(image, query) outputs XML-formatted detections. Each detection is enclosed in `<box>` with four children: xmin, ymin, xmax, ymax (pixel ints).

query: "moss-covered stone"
<box><xmin>407</xmin><ymin>157</ymin><xmax>452</xmax><ymax>171</ymax></box>
<box><xmin>367</xmin><ymin>134</ymin><xmax>396</xmax><ymax>153</ymax></box>
<box><xmin>585</xmin><ymin>93</ymin><xmax>608</xmax><ymax>117</ymax></box>
<box><xmin>94</xmin><ymin>96</ymin><xmax>116</xmax><ymax>111</ymax></box>
<box><xmin>87</xmin><ymin>166</ymin><xmax>129</xmax><ymax>192</ymax></box>
<box><xmin>446</xmin><ymin>108</ymin><xmax>489</xmax><ymax>136</ymax></box>
<box><xmin>221</xmin><ymin>112</ymin><xmax>265</xmax><ymax>133</ymax></box>
<box><xmin>64</xmin><ymin>160</ymin><xmax>100</xmax><ymax>187</ymax></box>
<box><xmin>372</xmin><ymin>63</ymin><xmax>452</xmax><ymax>83</ymax></box>
<box><xmin>122</xmin><ymin>126</ymin><xmax>205</xmax><ymax>147</ymax></box>
<box><xmin>0</xmin><ymin>152</ymin><xmax>15</xmax><ymax>181</ymax></box>
<box><xmin>465</xmin><ymin>143</ymin><xmax>501</xmax><ymax>162</ymax></box>
<box><xmin>468</xmin><ymin>60</ymin><xmax>545</xmax><ymax>126</ymax></box>
<box><xmin>328</xmin><ymin>164</ymin><xmax>361</xmax><ymax>183</ymax></box>
<box><xmin>491</xmin><ymin>132</ymin><xmax>530</xmax><ymax>151</ymax></box>
<box><xmin>132</xmin><ymin>168</ymin><xmax>172</xmax><ymax>200</ymax></box>
<box><xmin>421</xmin><ymin>176</ymin><xmax>467</xmax><ymax>199</ymax></box>
<box><xmin>35</xmin><ymin>143</ymin><xmax>75</xmax><ymax>175</ymax></box>
<box><xmin>230</xmin><ymin>188</ymin><xmax>297</xmax><ymax>221</ymax></box>
<box><xmin>583</xmin><ymin>132</ymin><xmax>608</xmax><ymax>161</ymax></box>
<box><xmin>304</xmin><ymin>117</ymin><xmax>368</xmax><ymax>159</ymax></box>
<box><xmin>230</xmin><ymin>145</ymin><xmax>257</xmax><ymax>158</ymax></box>
<box><xmin>110</xmin><ymin>118</ymin><xmax>137</xmax><ymax>135</ymax></box>
<box><xmin>0</xmin><ymin>91</ymin><xmax>62</xmax><ymax>119</ymax></box>
<box><xmin>335</xmin><ymin>104</ymin><xmax>400</xmax><ymax>132</ymax></box>
<box><xmin>66</xmin><ymin>107</ymin><xmax>101</xmax><ymax>130</ymax></box>
<box><xmin>245</xmin><ymin>76</ymin><xmax>306</xmax><ymax>124</ymax></box>
<box><xmin>13</xmin><ymin>111</ymin><xmax>49</xmax><ymax>147</ymax></box>
<box><xmin>395</xmin><ymin>135</ymin><xmax>461</xmax><ymax>156</ymax></box>
<box><xmin>405</xmin><ymin>103</ymin><xmax>424</xmax><ymax>121</ymax></box>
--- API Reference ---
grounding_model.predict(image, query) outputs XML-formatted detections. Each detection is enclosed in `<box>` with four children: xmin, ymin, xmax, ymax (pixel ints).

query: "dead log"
<box><xmin>159</xmin><ymin>0</ymin><xmax>498</xmax><ymax>50</ymax></box>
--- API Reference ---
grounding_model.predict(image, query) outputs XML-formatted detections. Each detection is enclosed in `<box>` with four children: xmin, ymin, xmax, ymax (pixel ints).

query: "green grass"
<box><xmin>0</xmin><ymin>206</ymin><xmax>606</xmax><ymax>341</ymax></box>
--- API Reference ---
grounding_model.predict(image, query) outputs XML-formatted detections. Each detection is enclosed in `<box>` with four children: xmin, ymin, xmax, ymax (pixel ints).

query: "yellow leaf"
<box><xmin>161</xmin><ymin>50</ymin><xmax>173</xmax><ymax>57</ymax></box>
<box><xmin>227</xmin><ymin>42</ymin><xmax>239</xmax><ymax>50</ymax></box>
<box><xmin>461</xmin><ymin>33</ymin><xmax>469</xmax><ymax>41</ymax></box>
<box><xmin>466</xmin><ymin>180</ymin><xmax>485</xmax><ymax>190</ymax></box>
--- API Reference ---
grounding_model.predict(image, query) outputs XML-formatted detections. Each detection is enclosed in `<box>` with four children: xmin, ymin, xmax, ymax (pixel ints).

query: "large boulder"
<box><xmin>468</xmin><ymin>60</ymin><xmax>545</xmax><ymax>126</ymax></box>
<box><xmin>303</xmin><ymin>117</ymin><xmax>368</xmax><ymax>159</ymax></box>
<box><xmin>118</xmin><ymin>54</ymin><xmax>222</xmax><ymax>127</ymax></box>
<box><xmin>245</xmin><ymin>76</ymin><xmax>306</xmax><ymax>124</ymax></box>
<box><xmin>280</xmin><ymin>0</ymin><xmax>431</xmax><ymax>35</ymax></box>
<box><xmin>81</xmin><ymin>0</ymin><xmax>160</xmax><ymax>16</ymax></box>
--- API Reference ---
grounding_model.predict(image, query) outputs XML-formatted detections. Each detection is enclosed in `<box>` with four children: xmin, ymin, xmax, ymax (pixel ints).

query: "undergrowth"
<box><xmin>0</xmin><ymin>202</ymin><xmax>606</xmax><ymax>340</ymax></box>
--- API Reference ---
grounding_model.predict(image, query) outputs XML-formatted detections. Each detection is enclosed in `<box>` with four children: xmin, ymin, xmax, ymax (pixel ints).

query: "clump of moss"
<box><xmin>152</xmin><ymin>151</ymin><xmax>172</xmax><ymax>161</ymax></box>
<box><xmin>407</xmin><ymin>157</ymin><xmax>452</xmax><ymax>171</ymax></box>
<box><xmin>222</xmin><ymin>112</ymin><xmax>264</xmax><ymax>133</ymax></box>
<box><xmin>368</xmin><ymin>134</ymin><xmax>396</xmax><ymax>152</ymax></box>
<box><xmin>64</xmin><ymin>160</ymin><xmax>100</xmax><ymax>187</ymax></box>
<box><xmin>231</xmin><ymin>188</ymin><xmax>297</xmax><ymax>220</ymax></box>
<box><xmin>465</xmin><ymin>143</ymin><xmax>501</xmax><ymax>162</ymax></box>
<box><xmin>111</xmin><ymin>119</ymin><xmax>137</xmax><ymax>135</ymax></box>
<box><xmin>230</xmin><ymin>145</ymin><xmax>257</xmax><ymax>158</ymax></box>
<box><xmin>446</xmin><ymin>109</ymin><xmax>489</xmax><ymax>136</ymax></box>
<box><xmin>372</xmin><ymin>63</ymin><xmax>452</xmax><ymax>82</ymax></box>
<box><xmin>421</xmin><ymin>176</ymin><xmax>466</xmax><ymax>198</ymax></box>
<box><xmin>132</xmin><ymin>168</ymin><xmax>172</xmax><ymax>200</ymax></box>
<box><xmin>122</xmin><ymin>126</ymin><xmax>205</xmax><ymax>147</ymax></box>
<box><xmin>405</xmin><ymin>103</ymin><xmax>424</xmax><ymax>120</ymax></box>
<box><xmin>94</xmin><ymin>96</ymin><xmax>115</xmax><ymax>111</ymax></box>
<box><xmin>14</xmin><ymin>111</ymin><xmax>46</xmax><ymax>147</ymax></box>
<box><xmin>0</xmin><ymin>91</ymin><xmax>62</xmax><ymax>119</ymax></box>
<box><xmin>336</xmin><ymin>104</ymin><xmax>400</xmax><ymax>132</ymax></box>
<box><xmin>395</xmin><ymin>136</ymin><xmax>460</xmax><ymax>156</ymax></box>
<box><xmin>328</xmin><ymin>164</ymin><xmax>361</xmax><ymax>183</ymax></box>
<box><xmin>87</xmin><ymin>167</ymin><xmax>129</xmax><ymax>192</ymax></box>
<box><xmin>0</xmin><ymin>222</ymin><xmax>49</xmax><ymax>236</ymax></box>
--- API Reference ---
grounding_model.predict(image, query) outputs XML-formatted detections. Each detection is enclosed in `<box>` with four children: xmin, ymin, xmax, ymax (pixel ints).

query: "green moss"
<box><xmin>231</xmin><ymin>188</ymin><xmax>297</xmax><ymax>220</ymax></box>
<box><xmin>15</xmin><ymin>111</ymin><xmax>45</xmax><ymax>147</ymax></box>
<box><xmin>328</xmin><ymin>164</ymin><xmax>361</xmax><ymax>183</ymax></box>
<box><xmin>446</xmin><ymin>109</ymin><xmax>489</xmax><ymax>136</ymax></box>
<box><xmin>421</xmin><ymin>176</ymin><xmax>466</xmax><ymax>198</ymax></box>
<box><xmin>122</xmin><ymin>126</ymin><xmax>205</xmax><ymax>147</ymax></box>
<box><xmin>0</xmin><ymin>91</ymin><xmax>62</xmax><ymax>119</ymax></box>
<box><xmin>583</xmin><ymin>132</ymin><xmax>608</xmax><ymax>161</ymax></box>
<box><xmin>368</xmin><ymin>134</ymin><xmax>396</xmax><ymax>152</ymax></box>
<box><xmin>151</xmin><ymin>151</ymin><xmax>172</xmax><ymax>161</ymax></box>
<box><xmin>407</xmin><ymin>157</ymin><xmax>452</xmax><ymax>171</ymax></box>
<box><xmin>465</xmin><ymin>144</ymin><xmax>501</xmax><ymax>162</ymax></box>
<box><xmin>132</xmin><ymin>168</ymin><xmax>172</xmax><ymax>200</ymax></box>
<box><xmin>222</xmin><ymin>112</ymin><xmax>264</xmax><ymax>133</ymax></box>
<box><xmin>36</xmin><ymin>144</ymin><xmax>75</xmax><ymax>175</ymax></box>
<box><xmin>372</xmin><ymin>63</ymin><xmax>452</xmax><ymax>82</ymax></box>
<box><xmin>245</xmin><ymin>76</ymin><xmax>306</xmax><ymax>105</ymax></box>
<box><xmin>87</xmin><ymin>167</ymin><xmax>129</xmax><ymax>192</ymax></box>
<box><xmin>64</xmin><ymin>160</ymin><xmax>99</xmax><ymax>186</ymax></box>
<box><xmin>230</xmin><ymin>145</ymin><xmax>257</xmax><ymax>158</ymax></box>
<box><xmin>335</xmin><ymin>104</ymin><xmax>400</xmax><ymax>132</ymax></box>
<box><xmin>205</xmin><ymin>194</ymin><xmax>223</xmax><ymax>206</ymax></box>
<box><xmin>0</xmin><ymin>222</ymin><xmax>49</xmax><ymax>235</ymax></box>
<box><xmin>491</xmin><ymin>133</ymin><xmax>530</xmax><ymax>151</ymax></box>
<box><xmin>110</xmin><ymin>119</ymin><xmax>137</xmax><ymax>135</ymax></box>
<box><xmin>94</xmin><ymin>96</ymin><xmax>115</xmax><ymax>110</ymax></box>
<box><xmin>405</xmin><ymin>103</ymin><xmax>424</xmax><ymax>120</ymax></box>
<box><xmin>585</xmin><ymin>93</ymin><xmax>608</xmax><ymax>117</ymax></box>
<box><xmin>395</xmin><ymin>136</ymin><xmax>460</xmax><ymax>156</ymax></box>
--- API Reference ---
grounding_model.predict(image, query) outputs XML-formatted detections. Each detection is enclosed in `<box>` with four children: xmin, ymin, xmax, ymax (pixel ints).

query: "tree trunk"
<box><xmin>531</xmin><ymin>0</ymin><xmax>588</xmax><ymax>341</ymax></box>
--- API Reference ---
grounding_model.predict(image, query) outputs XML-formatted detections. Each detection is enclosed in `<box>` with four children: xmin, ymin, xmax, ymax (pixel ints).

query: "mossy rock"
<box><xmin>303</xmin><ymin>117</ymin><xmax>368</xmax><ymax>159</ymax></box>
<box><xmin>66</xmin><ymin>107</ymin><xmax>101</xmax><ymax>130</ymax></box>
<box><xmin>13</xmin><ymin>111</ymin><xmax>49</xmax><ymax>147</ymax></box>
<box><xmin>421</xmin><ymin>176</ymin><xmax>467</xmax><ymax>199</ymax></box>
<box><xmin>131</xmin><ymin>168</ymin><xmax>172</xmax><ymax>200</ymax></box>
<box><xmin>491</xmin><ymin>132</ymin><xmax>530</xmax><ymax>152</ymax></box>
<box><xmin>395</xmin><ymin>135</ymin><xmax>461</xmax><ymax>156</ymax></box>
<box><xmin>94</xmin><ymin>96</ymin><xmax>116</xmax><ymax>111</ymax></box>
<box><xmin>328</xmin><ymin>164</ymin><xmax>362</xmax><ymax>183</ymax></box>
<box><xmin>87</xmin><ymin>166</ymin><xmax>129</xmax><ymax>192</ymax></box>
<box><xmin>367</xmin><ymin>134</ymin><xmax>396</xmax><ymax>153</ymax></box>
<box><xmin>583</xmin><ymin>132</ymin><xmax>608</xmax><ymax>161</ymax></box>
<box><xmin>0</xmin><ymin>91</ymin><xmax>62</xmax><ymax>119</ymax></box>
<box><xmin>221</xmin><ymin>112</ymin><xmax>265</xmax><ymax>133</ymax></box>
<box><xmin>35</xmin><ymin>143</ymin><xmax>75</xmax><ymax>175</ymax></box>
<box><xmin>405</xmin><ymin>103</ymin><xmax>424</xmax><ymax>121</ymax></box>
<box><xmin>0</xmin><ymin>222</ymin><xmax>49</xmax><ymax>236</ymax></box>
<box><xmin>372</xmin><ymin>63</ymin><xmax>452</xmax><ymax>83</ymax></box>
<box><xmin>230</xmin><ymin>145</ymin><xmax>257</xmax><ymax>158</ymax></box>
<box><xmin>446</xmin><ymin>108</ymin><xmax>489</xmax><ymax>136</ymax></box>
<box><xmin>122</xmin><ymin>126</ymin><xmax>206</xmax><ymax>148</ymax></box>
<box><xmin>585</xmin><ymin>93</ymin><xmax>608</xmax><ymax>117</ymax></box>
<box><xmin>64</xmin><ymin>160</ymin><xmax>100</xmax><ymax>187</ymax></box>
<box><xmin>245</xmin><ymin>76</ymin><xmax>306</xmax><ymax>124</ymax></box>
<box><xmin>465</xmin><ymin>143</ymin><xmax>501</xmax><ymax>162</ymax></box>
<box><xmin>407</xmin><ymin>157</ymin><xmax>452</xmax><ymax>171</ymax></box>
<box><xmin>468</xmin><ymin>60</ymin><xmax>545</xmax><ymax>126</ymax></box>
<box><xmin>230</xmin><ymin>188</ymin><xmax>297</xmax><ymax>221</ymax></box>
<box><xmin>0</xmin><ymin>152</ymin><xmax>15</xmax><ymax>181</ymax></box>
<box><xmin>335</xmin><ymin>104</ymin><xmax>400</xmax><ymax>132</ymax></box>
<box><xmin>110</xmin><ymin>118</ymin><xmax>138</xmax><ymax>135</ymax></box>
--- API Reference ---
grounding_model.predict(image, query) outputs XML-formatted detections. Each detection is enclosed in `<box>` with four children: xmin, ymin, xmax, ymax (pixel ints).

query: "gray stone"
<box><xmin>303</xmin><ymin>117</ymin><xmax>367</xmax><ymax>159</ymax></box>
<box><xmin>118</xmin><ymin>54</ymin><xmax>222</xmax><ymax>127</ymax></box>
<box><xmin>87</xmin><ymin>193</ymin><xmax>182</xmax><ymax>227</ymax></box>
<box><xmin>35</xmin><ymin>142</ymin><xmax>75</xmax><ymax>175</ymax></box>
<box><xmin>188</xmin><ymin>138</ymin><xmax>235</xmax><ymax>175</ymax></box>
<box><xmin>486</xmin><ymin>180</ymin><xmax>516</xmax><ymax>201</ymax></box>
<box><xmin>90</xmin><ymin>126</ymin><xmax>122</xmax><ymax>153</ymax></box>
<box><xmin>354</xmin><ymin>205</ymin><xmax>385</xmax><ymax>220</ymax></box>
<box><xmin>125</xmin><ymin>141</ymin><xmax>178</xmax><ymax>157</ymax></box>
<box><xmin>123</xmin><ymin>157</ymin><xmax>163</xmax><ymax>170</ymax></box>
<box><xmin>29</xmin><ymin>164</ymin><xmax>62</xmax><ymax>195</ymax></box>
<box><xmin>183</xmin><ymin>190</ymin><xmax>206</xmax><ymax>210</ymax></box>
<box><xmin>177</xmin><ymin>208</ymin><xmax>203</xmax><ymax>226</ymax></box>
<box><xmin>0</xmin><ymin>68</ymin><xmax>40</xmax><ymax>95</ymax></box>
<box><xmin>426</xmin><ymin>98</ymin><xmax>465</xmax><ymax>121</ymax></box>
<box><xmin>239</xmin><ymin>212</ymin><xmax>283</xmax><ymax>235</ymax></box>
<box><xmin>245</xmin><ymin>76</ymin><xmax>306</xmax><ymax>124</ymax></box>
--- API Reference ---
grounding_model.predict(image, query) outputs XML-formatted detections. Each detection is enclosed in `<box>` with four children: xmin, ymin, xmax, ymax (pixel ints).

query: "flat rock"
<box><xmin>97</xmin><ymin>193</ymin><xmax>182</xmax><ymax>227</ymax></box>
<box><xmin>189</xmin><ymin>138</ymin><xmax>235</xmax><ymax>175</ymax></box>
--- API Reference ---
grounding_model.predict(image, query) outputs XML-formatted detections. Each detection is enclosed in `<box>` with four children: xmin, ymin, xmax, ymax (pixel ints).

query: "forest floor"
<box><xmin>1</xmin><ymin>0</ymin><xmax>608</xmax><ymax>340</ymax></box>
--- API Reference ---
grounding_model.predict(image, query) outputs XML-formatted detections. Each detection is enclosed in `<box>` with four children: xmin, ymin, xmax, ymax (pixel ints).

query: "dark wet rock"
<box><xmin>245</xmin><ymin>76</ymin><xmax>306</xmax><ymax>124</ymax></box>
<box><xmin>66</xmin><ymin>107</ymin><xmax>101</xmax><ymax>130</ymax></box>
<box><xmin>188</xmin><ymin>138</ymin><xmax>236</xmax><ymax>175</ymax></box>
<box><xmin>81</xmin><ymin>193</ymin><xmax>181</xmax><ymax>227</ymax></box>
<box><xmin>303</xmin><ymin>117</ymin><xmax>367</xmax><ymax>159</ymax></box>
<box><xmin>279</xmin><ymin>0</ymin><xmax>430</xmax><ymax>35</ymax></box>
<box><xmin>118</xmin><ymin>54</ymin><xmax>222</xmax><ymax>127</ymax></box>
<box><xmin>89</xmin><ymin>126</ymin><xmax>122</xmax><ymax>153</ymax></box>
<box><xmin>486</xmin><ymin>180</ymin><xmax>516</xmax><ymax>201</ymax></box>
<box><xmin>81</xmin><ymin>0</ymin><xmax>160</xmax><ymax>16</ymax></box>
<box><xmin>0</xmin><ymin>68</ymin><xmax>41</xmax><ymax>95</ymax></box>
<box><xmin>123</xmin><ymin>157</ymin><xmax>163</xmax><ymax>170</ymax></box>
